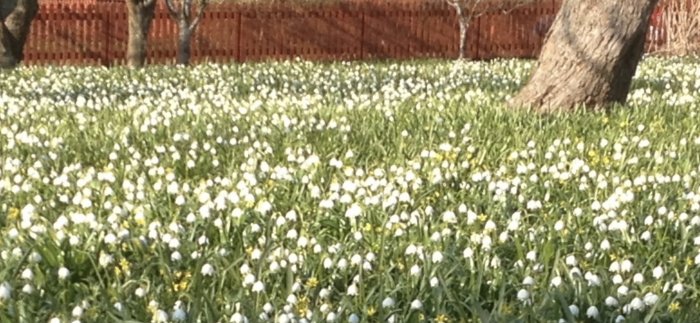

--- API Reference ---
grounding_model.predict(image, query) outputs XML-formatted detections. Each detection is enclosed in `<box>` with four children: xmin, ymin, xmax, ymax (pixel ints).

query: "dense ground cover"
<box><xmin>1</xmin><ymin>57</ymin><xmax>700</xmax><ymax>322</ymax></box>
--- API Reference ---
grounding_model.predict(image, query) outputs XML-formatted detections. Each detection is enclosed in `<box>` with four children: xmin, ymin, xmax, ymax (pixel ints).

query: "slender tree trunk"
<box><xmin>126</xmin><ymin>0</ymin><xmax>156</xmax><ymax>68</ymax></box>
<box><xmin>510</xmin><ymin>0</ymin><xmax>660</xmax><ymax>112</ymax></box>
<box><xmin>177</xmin><ymin>22</ymin><xmax>192</xmax><ymax>65</ymax></box>
<box><xmin>0</xmin><ymin>0</ymin><xmax>38</xmax><ymax>68</ymax></box>
<box><xmin>448</xmin><ymin>1</ymin><xmax>471</xmax><ymax>60</ymax></box>
<box><xmin>166</xmin><ymin>0</ymin><xmax>208</xmax><ymax>66</ymax></box>
<box><xmin>457</xmin><ymin>16</ymin><xmax>470</xmax><ymax>60</ymax></box>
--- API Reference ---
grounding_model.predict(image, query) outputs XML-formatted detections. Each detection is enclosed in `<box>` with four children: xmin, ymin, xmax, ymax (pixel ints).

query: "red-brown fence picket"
<box><xmin>22</xmin><ymin>0</ymin><xmax>678</xmax><ymax>66</ymax></box>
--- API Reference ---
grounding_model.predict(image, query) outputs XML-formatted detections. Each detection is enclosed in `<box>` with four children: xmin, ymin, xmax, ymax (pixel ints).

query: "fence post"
<box><xmin>102</xmin><ymin>3</ymin><xmax>110</xmax><ymax>66</ymax></box>
<box><xmin>235</xmin><ymin>10</ymin><xmax>242</xmax><ymax>62</ymax></box>
<box><xmin>359</xmin><ymin>5</ymin><xmax>365</xmax><ymax>60</ymax></box>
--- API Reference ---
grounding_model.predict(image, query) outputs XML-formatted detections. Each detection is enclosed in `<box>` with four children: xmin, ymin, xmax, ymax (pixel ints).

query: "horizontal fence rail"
<box><xmin>24</xmin><ymin>0</ymin><xmax>673</xmax><ymax>66</ymax></box>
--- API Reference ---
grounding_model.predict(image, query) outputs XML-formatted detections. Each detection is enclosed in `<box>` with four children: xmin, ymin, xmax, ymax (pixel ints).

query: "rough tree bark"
<box><xmin>165</xmin><ymin>0</ymin><xmax>208</xmax><ymax>65</ymax></box>
<box><xmin>0</xmin><ymin>0</ymin><xmax>38</xmax><ymax>68</ymax></box>
<box><xmin>510</xmin><ymin>0</ymin><xmax>660</xmax><ymax>113</ymax></box>
<box><xmin>126</xmin><ymin>0</ymin><xmax>156</xmax><ymax>68</ymax></box>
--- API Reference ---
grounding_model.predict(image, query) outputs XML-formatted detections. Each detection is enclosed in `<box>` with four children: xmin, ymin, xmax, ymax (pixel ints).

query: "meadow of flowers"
<box><xmin>1</xmin><ymin>57</ymin><xmax>700</xmax><ymax>322</ymax></box>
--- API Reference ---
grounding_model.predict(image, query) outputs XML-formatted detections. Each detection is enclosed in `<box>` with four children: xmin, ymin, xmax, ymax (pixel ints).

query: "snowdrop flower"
<box><xmin>633</xmin><ymin>273</ymin><xmax>644</xmax><ymax>284</ymax></box>
<box><xmin>516</xmin><ymin>289</ymin><xmax>530</xmax><ymax>303</ymax></box>
<box><xmin>410</xmin><ymin>299</ymin><xmax>423</xmax><ymax>310</ymax></box>
<box><xmin>201</xmin><ymin>263</ymin><xmax>215</xmax><ymax>276</ymax></box>
<box><xmin>652</xmin><ymin>266</ymin><xmax>664</xmax><ymax>279</ymax></box>
<box><xmin>172</xmin><ymin>307</ymin><xmax>187</xmax><ymax>321</ymax></box>
<box><xmin>605</xmin><ymin>296</ymin><xmax>619</xmax><ymax>307</ymax></box>
<box><xmin>0</xmin><ymin>282</ymin><xmax>11</xmax><ymax>301</ymax></box>
<box><xmin>586</xmin><ymin>306</ymin><xmax>599</xmax><ymax>319</ymax></box>
<box><xmin>58</xmin><ymin>267</ymin><xmax>70</xmax><ymax>280</ymax></box>
<box><xmin>620</xmin><ymin>259</ymin><xmax>633</xmax><ymax>272</ymax></box>
<box><xmin>643</xmin><ymin>292</ymin><xmax>659</xmax><ymax>306</ymax></box>
<box><xmin>617</xmin><ymin>285</ymin><xmax>629</xmax><ymax>296</ymax></box>
<box><xmin>672</xmin><ymin>283</ymin><xmax>684</xmax><ymax>293</ymax></box>
<box><xmin>628</xmin><ymin>297</ymin><xmax>645</xmax><ymax>311</ymax></box>
<box><xmin>348</xmin><ymin>313</ymin><xmax>360</xmax><ymax>323</ymax></box>
<box><xmin>382</xmin><ymin>297</ymin><xmax>395</xmax><ymax>308</ymax></box>
<box><xmin>252</xmin><ymin>281</ymin><xmax>264</xmax><ymax>293</ymax></box>
<box><xmin>568</xmin><ymin>305</ymin><xmax>579</xmax><ymax>317</ymax></box>
<box><xmin>345</xmin><ymin>204</ymin><xmax>362</xmax><ymax>218</ymax></box>
<box><xmin>550</xmin><ymin>276</ymin><xmax>562</xmax><ymax>287</ymax></box>
<box><xmin>432</xmin><ymin>251</ymin><xmax>444</xmax><ymax>263</ymax></box>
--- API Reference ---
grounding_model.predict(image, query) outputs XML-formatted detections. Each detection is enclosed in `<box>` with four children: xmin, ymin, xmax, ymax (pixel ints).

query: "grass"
<box><xmin>0</xmin><ymin>57</ymin><xmax>700</xmax><ymax>322</ymax></box>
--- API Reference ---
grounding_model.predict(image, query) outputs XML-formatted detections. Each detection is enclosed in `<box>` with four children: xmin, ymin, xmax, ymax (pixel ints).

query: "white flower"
<box><xmin>348</xmin><ymin>313</ymin><xmax>360</xmax><ymax>323</ymax></box>
<box><xmin>586</xmin><ymin>306</ymin><xmax>599</xmax><ymax>319</ymax></box>
<box><xmin>620</xmin><ymin>259</ymin><xmax>633</xmax><ymax>272</ymax></box>
<box><xmin>632</xmin><ymin>273</ymin><xmax>644</xmax><ymax>284</ymax></box>
<box><xmin>643</xmin><ymin>293</ymin><xmax>659</xmax><ymax>306</ymax></box>
<box><xmin>516</xmin><ymin>289</ymin><xmax>530</xmax><ymax>303</ymax></box>
<box><xmin>21</xmin><ymin>284</ymin><xmax>33</xmax><ymax>294</ymax></box>
<box><xmin>431</xmin><ymin>251</ymin><xmax>443</xmax><ymax>263</ymax></box>
<box><xmin>326</xmin><ymin>312</ymin><xmax>337</xmax><ymax>322</ymax></box>
<box><xmin>463</xmin><ymin>247</ymin><xmax>474</xmax><ymax>259</ymax></box>
<box><xmin>568</xmin><ymin>304</ymin><xmax>579</xmax><ymax>317</ymax></box>
<box><xmin>442</xmin><ymin>211</ymin><xmax>457</xmax><ymax>223</ymax></box>
<box><xmin>172</xmin><ymin>307</ymin><xmax>187</xmax><ymax>321</ymax></box>
<box><xmin>410</xmin><ymin>299</ymin><xmax>423</xmax><ymax>310</ymax></box>
<box><xmin>201</xmin><ymin>263</ymin><xmax>215</xmax><ymax>276</ymax></box>
<box><xmin>382</xmin><ymin>297</ymin><xmax>395</xmax><ymax>308</ymax></box>
<box><xmin>617</xmin><ymin>285</ymin><xmax>629</xmax><ymax>296</ymax></box>
<box><xmin>430</xmin><ymin>277</ymin><xmax>439</xmax><ymax>287</ymax></box>
<box><xmin>345</xmin><ymin>204</ymin><xmax>362</xmax><ymax>218</ymax></box>
<box><xmin>652</xmin><ymin>266</ymin><xmax>664</xmax><ymax>279</ymax></box>
<box><xmin>629</xmin><ymin>297</ymin><xmax>645</xmax><ymax>311</ymax></box>
<box><xmin>0</xmin><ymin>282</ymin><xmax>11</xmax><ymax>301</ymax></box>
<box><xmin>672</xmin><ymin>283</ymin><xmax>684</xmax><ymax>293</ymax></box>
<box><xmin>153</xmin><ymin>309</ymin><xmax>169</xmax><ymax>322</ymax></box>
<box><xmin>410</xmin><ymin>264</ymin><xmax>421</xmax><ymax>276</ymax></box>
<box><xmin>605</xmin><ymin>296</ymin><xmax>619</xmax><ymax>307</ymax></box>
<box><xmin>58</xmin><ymin>267</ymin><xmax>70</xmax><ymax>280</ymax></box>
<box><xmin>21</xmin><ymin>268</ymin><xmax>33</xmax><ymax>280</ymax></box>
<box><xmin>347</xmin><ymin>284</ymin><xmax>358</xmax><ymax>296</ymax></box>
<box><xmin>230</xmin><ymin>313</ymin><xmax>248</xmax><ymax>323</ymax></box>
<box><xmin>72</xmin><ymin>305</ymin><xmax>84</xmax><ymax>317</ymax></box>
<box><xmin>600</xmin><ymin>239</ymin><xmax>610</xmax><ymax>250</ymax></box>
<box><xmin>554</xmin><ymin>220</ymin><xmax>565</xmax><ymax>231</ymax></box>
<box><xmin>550</xmin><ymin>276</ymin><xmax>562</xmax><ymax>287</ymax></box>
<box><xmin>522</xmin><ymin>276</ymin><xmax>535</xmax><ymax>285</ymax></box>
<box><xmin>252</xmin><ymin>281</ymin><xmax>265</xmax><ymax>293</ymax></box>
<box><xmin>612</xmin><ymin>274</ymin><xmax>623</xmax><ymax>284</ymax></box>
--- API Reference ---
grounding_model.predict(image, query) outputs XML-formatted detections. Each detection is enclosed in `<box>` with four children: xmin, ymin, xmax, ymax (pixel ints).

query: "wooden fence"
<box><xmin>24</xmin><ymin>0</ymin><xmax>667</xmax><ymax>65</ymax></box>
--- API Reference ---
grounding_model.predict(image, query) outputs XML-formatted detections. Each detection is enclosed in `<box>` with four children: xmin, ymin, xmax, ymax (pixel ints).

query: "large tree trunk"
<box><xmin>126</xmin><ymin>0</ymin><xmax>156</xmax><ymax>68</ymax></box>
<box><xmin>0</xmin><ymin>0</ymin><xmax>38</xmax><ymax>68</ymax></box>
<box><xmin>510</xmin><ymin>0</ymin><xmax>660</xmax><ymax>112</ymax></box>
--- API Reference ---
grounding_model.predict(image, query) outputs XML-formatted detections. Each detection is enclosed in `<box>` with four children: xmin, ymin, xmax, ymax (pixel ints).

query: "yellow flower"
<box><xmin>295</xmin><ymin>296</ymin><xmax>309</xmax><ymax>317</ymax></box>
<box><xmin>7</xmin><ymin>207</ymin><xmax>19</xmax><ymax>222</ymax></box>
<box><xmin>305</xmin><ymin>277</ymin><xmax>319</xmax><ymax>289</ymax></box>
<box><xmin>367</xmin><ymin>306</ymin><xmax>377</xmax><ymax>317</ymax></box>
<box><xmin>435</xmin><ymin>314</ymin><xmax>449</xmax><ymax>323</ymax></box>
<box><xmin>478</xmin><ymin>214</ymin><xmax>488</xmax><ymax>222</ymax></box>
<box><xmin>668</xmin><ymin>301</ymin><xmax>681</xmax><ymax>312</ymax></box>
<box><xmin>173</xmin><ymin>271</ymin><xmax>191</xmax><ymax>292</ymax></box>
